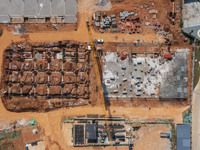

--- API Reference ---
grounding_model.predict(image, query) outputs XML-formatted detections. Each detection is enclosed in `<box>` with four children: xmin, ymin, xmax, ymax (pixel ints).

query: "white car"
<box><xmin>88</xmin><ymin>45</ymin><xmax>91</xmax><ymax>50</ymax></box>
<box><xmin>97</xmin><ymin>39</ymin><xmax>104</xmax><ymax>44</ymax></box>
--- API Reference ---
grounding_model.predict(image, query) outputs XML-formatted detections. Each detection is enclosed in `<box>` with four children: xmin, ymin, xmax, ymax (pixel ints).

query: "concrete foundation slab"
<box><xmin>102</xmin><ymin>51</ymin><xmax>188</xmax><ymax>99</ymax></box>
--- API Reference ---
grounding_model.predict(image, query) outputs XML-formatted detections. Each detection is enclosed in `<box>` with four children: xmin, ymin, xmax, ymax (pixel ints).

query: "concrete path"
<box><xmin>192</xmin><ymin>75</ymin><xmax>200</xmax><ymax>150</ymax></box>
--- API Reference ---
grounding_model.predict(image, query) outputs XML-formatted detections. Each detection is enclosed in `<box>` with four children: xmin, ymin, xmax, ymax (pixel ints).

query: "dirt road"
<box><xmin>4</xmin><ymin>0</ymin><xmax>164</xmax><ymax>44</ymax></box>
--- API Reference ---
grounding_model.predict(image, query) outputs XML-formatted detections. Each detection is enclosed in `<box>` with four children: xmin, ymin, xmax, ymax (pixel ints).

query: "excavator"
<box><xmin>86</xmin><ymin>18</ymin><xmax>115</xmax><ymax>150</ymax></box>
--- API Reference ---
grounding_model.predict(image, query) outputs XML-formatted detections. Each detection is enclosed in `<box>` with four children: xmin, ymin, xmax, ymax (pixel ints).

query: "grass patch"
<box><xmin>183</xmin><ymin>109</ymin><xmax>191</xmax><ymax>124</ymax></box>
<box><xmin>193</xmin><ymin>47</ymin><xmax>200</xmax><ymax>89</ymax></box>
<box><xmin>0</xmin><ymin>141</ymin><xmax>14</xmax><ymax>150</ymax></box>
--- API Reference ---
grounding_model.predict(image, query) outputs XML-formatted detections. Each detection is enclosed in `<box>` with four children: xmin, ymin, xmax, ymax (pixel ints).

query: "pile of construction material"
<box><xmin>93</xmin><ymin>11</ymin><xmax>141</xmax><ymax>34</ymax></box>
<box><xmin>149</xmin><ymin>9</ymin><xmax>158</xmax><ymax>19</ymax></box>
<box><xmin>93</xmin><ymin>12</ymin><xmax>118</xmax><ymax>33</ymax></box>
<box><xmin>118</xmin><ymin>11</ymin><xmax>141</xmax><ymax>34</ymax></box>
<box><xmin>120</xmin><ymin>11</ymin><xmax>135</xmax><ymax>20</ymax></box>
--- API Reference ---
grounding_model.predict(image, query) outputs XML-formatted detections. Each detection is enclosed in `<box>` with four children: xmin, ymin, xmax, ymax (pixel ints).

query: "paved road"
<box><xmin>192</xmin><ymin>77</ymin><xmax>200</xmax><ymax>150</ymax></box>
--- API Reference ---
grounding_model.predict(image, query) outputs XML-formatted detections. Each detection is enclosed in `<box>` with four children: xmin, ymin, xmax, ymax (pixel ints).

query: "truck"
<box><xmin>160</xmin><ymin>133</ymin><xmax>170</xmax><ymax>138</ymax></box>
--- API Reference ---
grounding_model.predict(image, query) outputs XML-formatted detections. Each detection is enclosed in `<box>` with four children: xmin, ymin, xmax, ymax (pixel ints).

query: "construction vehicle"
<box><xmin>160</xmin><ymin>133</ymin><xmax>170</xmax><ymax>138</ymax></box>
<box><xmin>86</xmin><ymin>18</ymin><xmax>114</xmax><ymax>150</ymax></box>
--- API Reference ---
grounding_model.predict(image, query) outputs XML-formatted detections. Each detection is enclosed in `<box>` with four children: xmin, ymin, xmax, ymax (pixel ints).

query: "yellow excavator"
<box><xmin>86</xmin><ymin>18</ymin><xmax>114</xmax><ymax>150</ymax></box>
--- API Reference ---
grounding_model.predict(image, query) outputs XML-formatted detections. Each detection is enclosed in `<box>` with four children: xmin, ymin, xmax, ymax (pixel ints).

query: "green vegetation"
<box><xmin>0</xmin><ymin>142</ymin><xmax>14</xmax><ymax>150</ymax></box>
<box><xmin>181</xmin><ymin>30</ymin><xmax>194</xmax><ymax>45</ymax></box>
<box><xmin>62</xmin><ymin>117</ymin><xmax>74</xmax><ymax>123</ymax></box>
<box><xmin>195</xmin><ymin>39</ymin><xmax>200</xmax><ymax>46</ymax></box>
<box><xmin>170</xmin><ymin>123</ymin><xmax>176</xmax><ymax>150</ymax></box>
<box><xmin>183</xmin><ymin>109</ymin><xmax>191</xmax><ymax>124</ymax></box>
<box><xmin>180</xmin><ymin>0</ymin><xmax>183</xmax><ymax>10</ymax></box>
<box><xmin>193</xmin><ymin>47</ymin><xmax>200</xmax><ymax>89</ymax></box>
<box><xmin>179</xmin><ymin>19</ymin><xmax>183</xmax><ymax>28</ymax></box>
<box><xmin>189</xmin><ymin>39</ymin><xmax>194</xmax><ymax>45</ymax></box>
<box><xmin>189</xmin><ymin>30</ymin><xmax>194</xmax><ymax>45</ymax></box>
<box><xmin>0</xmin><ymin>130</ymin><xmax>21</xmax><ymax>141</ymax></box>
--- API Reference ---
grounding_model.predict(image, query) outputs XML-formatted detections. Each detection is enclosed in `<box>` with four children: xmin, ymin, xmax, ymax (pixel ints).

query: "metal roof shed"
<box><xmin>0</xmin><ymin>0</ymin><xmax>10</xmax><ymax>23</ymax></box>
<box><xmin>74</xmin><ymin>125</ymin><xmax>84</xmax><ymax>145</ymax></box>
<box><xmin>64</xmin><ymin>16</ymin><xmax>77</xmax><ymax>23</ymax></box>
<box><xmin>37</xmin><ymin>0</ymin><xmax>51</xmax><ymax>18</ymax></box>
<box><xmin>0</xmin><ymin>16</ymin><xmax>10</xmax><ymax>23</ymax></box>
<box><xmin>85</xmin><ymin>124</ymin><xmax>97</xmax><ymax>143</ymax></box>
<box><xmin>24</xmin><ymin>0</ymin><xmax>37</xmax><ymax>18</ymax></box>
<box><xmin>0</xmin><ymin>0</ymin><xmax>10</xmax><ymax>16</ymax></box>
<box><xmin>65</xmin><ymin>0</ymin><xmax>77</xmax><ymax>16</ymax></box>
<box><xmin>9</xmin><ymin>0</ymin><xmax>24</xmax><ymax>17</ymax></box>
<box><xmin>176</xmin><ymin>124</ymin><xmax>190</xmax><ymax>150</ymax></box>
<box><xmin>51</xmin><ymin>0</ymin><xmax>65</xmax><ymax>16</ymax></box>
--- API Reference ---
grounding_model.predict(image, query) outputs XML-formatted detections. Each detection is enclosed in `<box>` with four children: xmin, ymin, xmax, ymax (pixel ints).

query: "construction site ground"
<box><xmin>0</xmin><ymin>123</ymin><xmax>44</xmax><ymax>150</ymax></box>
<box><xmin>62</xmin><ymin>120</ymin><xmax>171</xmax><ymax>150</ymax></box>
<box><xmin>0</xmin><ymin>0</ymin><xmax>193</xmax><ymax>149</ymax></box>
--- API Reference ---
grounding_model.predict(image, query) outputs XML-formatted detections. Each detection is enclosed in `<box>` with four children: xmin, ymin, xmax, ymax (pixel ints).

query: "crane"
<box><xmin>86</xmin><ymin>18</ymin><xmax>114</xmax><ymax>150</ymax></box>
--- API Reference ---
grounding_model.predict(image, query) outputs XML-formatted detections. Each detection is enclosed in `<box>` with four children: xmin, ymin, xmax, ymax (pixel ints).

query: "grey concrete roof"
<box><xmin>0</xmin><ymin>0</ymin><xmax>10</xmax><ymax>16</ymax></box>
<box><xmin>65</xmin><ymin>0</ymin><xmax>77</xmax><ymax>15</ymax></box>
<box><xmin>51</xmin><ymin>0</ymin><xmax>65</xmax><ymax>16</ymax></box>
<box><xmin>85</xmin><ymin>124</ymin><xmax>97</xmax><ymax>140</ymax></box>
<box><xmin>24</xmin><ymin>0</ymin><xmax>37</xmax><ymax>18</ymax></box>
<box><xmin>37</xmin><ymin>0</ymin><xmax>51</xmax><ymax>18</ymax></box>
<box><xmin>10</xmin><ymin>0</ymin><xmax>24</xmax><ymax>17</ymax></box>
<box><xmin>177</xmin><ymin>124</ymin><xmax>190</xmax><ymax>150</ymax></box>
<box><xmin>0</xmin><ymin>16</ymin><xmax>10</xmax><ymax>23</ymax></box>
<box><xmin>64</xmin><ymin>16</ymin><xmax>77</xmax><ymax>23</ymax></box>
<box><xmin>0</xmin><ymin>0</ymin><xmax>77</xmax><ymax>23</ymax></box>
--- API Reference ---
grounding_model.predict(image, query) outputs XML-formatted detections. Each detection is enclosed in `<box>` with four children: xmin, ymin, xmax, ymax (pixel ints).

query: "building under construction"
<box><xmin>0</xmin><ymin>0</ymin><xmax>77</xmax><ymax>23</ymax></box>
<box><xmin>1</xmin><ymin>40</ymin><xmax>90</xmax><ymax>111</ymax></box>
<box><xmin>102</xmin><ymin>50</ymin><xmax>188</xmax><ymax>100</ymax></box>
<box><xmin>63</xmin><ymin>115</ymin><xmax>173</xmax><ymax>148</ymax></box>
<box><xmin>67</xmin><ymin>115</ymin><xmax>134</xmax><ymax>147</ymax></box>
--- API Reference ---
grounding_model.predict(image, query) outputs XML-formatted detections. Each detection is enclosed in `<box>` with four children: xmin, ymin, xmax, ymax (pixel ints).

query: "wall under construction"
<box><xmin>1</xmin><ymin>41</ymin><xmax>90</xmax><ymax>112</ymax></box>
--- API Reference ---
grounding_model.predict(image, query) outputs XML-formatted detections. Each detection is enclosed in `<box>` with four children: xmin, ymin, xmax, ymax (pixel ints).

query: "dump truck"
<box><xmin>160</xmin><ymin>133</ymin><xmax>170</xmax><ymax>138</ymax></box>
